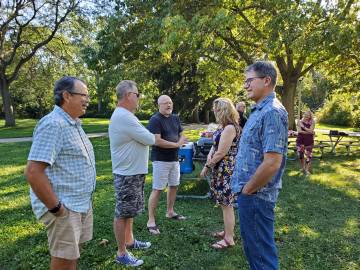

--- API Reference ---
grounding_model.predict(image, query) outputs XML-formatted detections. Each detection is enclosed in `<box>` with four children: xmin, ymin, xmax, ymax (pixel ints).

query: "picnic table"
<box><xmin>325</xmin><ymin>130</ymin><xmax>360</xmax><ymax>154</ymax></box>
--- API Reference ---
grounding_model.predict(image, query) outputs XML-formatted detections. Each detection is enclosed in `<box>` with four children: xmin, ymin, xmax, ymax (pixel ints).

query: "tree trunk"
<box><xmin>281</xmin><ymin>80</ymin><xmax>297</xmax><ymax>130</ymax></box>
<box><xmin>204</xmin><ymin>110</ymin><xmax>210</xmax><ymax>124</ymax></box>
<box><xmin>0</xmin><ymin>77</ymin><xmax>16</xmax><ymax>127</ymax></box>
<box><xmin>95</xmin><ymin>72</ymin><xmax>102</xmax><ymax>114</ymax></box>
<box><xmin>192</xmin><ymin>106</ymin><xmax>200</xmax><ymax>123</ymax></box>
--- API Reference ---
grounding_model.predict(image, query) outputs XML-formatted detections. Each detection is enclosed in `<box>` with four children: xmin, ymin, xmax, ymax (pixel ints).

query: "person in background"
<box><xmin>25</xmin><ymin>76</ymin><xmax>96</xmax><ymax>270</ymax></box>
<box><xmin>200</xmin><ymin>97</ymin><xmax>241</xmax><ymax>249</ymax></box>
<box><xmin>231</xmin><ymin>61</ymin><xmax>288</xmax><ymax>270</ymax></box>
<box><xmin>146</xmin><ymin>95</ymin><xmax>188</xmax><ymax>235</ymax></box>
<box><xmin>296</xmin><ymin>110</ymin><xmax>315</xmax><ymax>176</ymax></box>
<box><xmin>109</xmin><ymin>80</ymin><xmax>155</xmax><ymax>267</ymax></box>
<box><xmin>236</xmin><ymin>101</ymin><xmax>247</xmax><ymax>128</ymax></box>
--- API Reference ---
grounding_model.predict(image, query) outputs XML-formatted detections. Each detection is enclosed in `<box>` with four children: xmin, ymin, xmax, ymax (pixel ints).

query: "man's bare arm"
<box><xmin>25</xmin><ymin>161</ymin><xmax>65</xmax><ymax>216</ymax></box>
<box><xmin>242</xmin><ymin>152</ymin><xmax>283</xmax><ymax>195</ymax></box>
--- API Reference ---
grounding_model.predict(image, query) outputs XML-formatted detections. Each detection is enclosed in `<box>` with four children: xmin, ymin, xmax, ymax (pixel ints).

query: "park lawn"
<box><xmin>0</xmin><ymin>118</ymin><xmax>147</xmax><ymax>138</ymax></box>
<box><xmin>0</xmin><ymin>138</ymin><xmax>359</xmax><ymax>269</ymax></box>
<box><xmin>0</xmin><ymin>118</ymin><xmax>357</xmax><ymax>139</ymax></box>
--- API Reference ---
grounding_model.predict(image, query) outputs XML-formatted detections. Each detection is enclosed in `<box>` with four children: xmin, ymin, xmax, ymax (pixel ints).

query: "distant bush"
<box><xmin>352</xmin><ymin>110</ymin><xmax>360</xmax><ymax>129</ymax></box>
<box><xmin>316</xmin><ymin>91</ymin><xmax>359</xmax><ymax>128</ymax></box>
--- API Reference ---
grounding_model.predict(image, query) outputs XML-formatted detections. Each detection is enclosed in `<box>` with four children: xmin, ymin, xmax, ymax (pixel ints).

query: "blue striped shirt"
<box><xmin>231</xmin><ymin>93</ymin><xmax>288</xmax><ymax>202</ymax></box>
<box><xmin>28</xmin><ymin>106</ymin><xmax>96</xmax><ymax>219</ymax></box>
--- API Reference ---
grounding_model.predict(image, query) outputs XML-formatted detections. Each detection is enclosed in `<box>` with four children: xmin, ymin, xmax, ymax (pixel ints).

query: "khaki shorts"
<box><xmin>152</xmin><ymin>161</ymin><xmax>180</xmax><ymax>190</ymax></box>
<box><xmin>40</xmin><ymin>206</ymin><xmax>93</xmax><ymax>260</ymax></box>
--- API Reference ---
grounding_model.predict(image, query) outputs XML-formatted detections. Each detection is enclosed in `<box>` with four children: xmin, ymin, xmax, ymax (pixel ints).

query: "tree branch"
<box><xmin>299</xmin><ymin>58</ymin><xmax>327</xmax><ymax>77</ymax></box>
<box><xmin>7</xmin><ymin>1</ymin><xmax>80</xmax><ymax>83</ymax></box>
<box><xmin>341</xmin><ymin>0</ymin><xmax>355</xmax><ymax>17</ymax></box>
<box><xmin>275</xmin><ymin>56</ymin><xmax>288</xmax><ymax>78</ymax></box>
<box><xmin>285</xmin><ymin>43</ymin><xmax>294</xmax><ymax>73</ymax></box>
<box><xmin>215</xmin><ymin>31</ymin><xmax>254</xmax><ymax>65</ymax></box>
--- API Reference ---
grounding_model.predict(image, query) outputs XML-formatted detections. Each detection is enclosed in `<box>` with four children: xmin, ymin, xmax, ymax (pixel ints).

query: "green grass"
<box><xmin>316</xmin><ymin>123</ymin><xmax>358</xmax><ymax>132</ymax></box>
<box><xmin>0</xmin><ymin>137</ymin><xmax>359</xmax><ymax>269</ymax></box>
<box><xmin>1</xmin><ymin>118</ymin><xmax>358</xmax><ymax>139</ymax></box>
<box><xmin>0</xmin><ymin>118</ymin><xmax>149</xmax><ymax>138</ymax></box>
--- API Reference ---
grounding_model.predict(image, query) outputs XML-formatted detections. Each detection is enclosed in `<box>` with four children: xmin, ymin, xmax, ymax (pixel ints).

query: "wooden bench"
<box><xmin>312</xmin><ymin>143</ymin><xmax>330</xmax><ymax>158</ymax></box>
<box><xmin>338</xmin><ymin>141</ymin><xmax>360</xmax><ymax>155</ymax></box>
<box><xmin>287</xmin><ymin>143</ymin><xmax>330</xmax><ymax>160</ymax></box>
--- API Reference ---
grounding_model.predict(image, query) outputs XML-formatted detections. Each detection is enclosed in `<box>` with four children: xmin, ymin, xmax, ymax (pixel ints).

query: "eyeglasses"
<box><xmin>244</xmin><ymin>76</ymin><xmax>266</xmax><ymax>86</ymax></box>
<box><xmin>129</xmin><ymin>92</ymin><xmax>140</xmax><ymax>98</ymax></box>
<box><xmin>159</xmin><ymin>102</ymin><xmax>173</xmax><ymax>105</ymax></box>
<box><xmin>70</xmin><ymin>92</ymin><xmax>90</xmax><ymax>99</ymax></box>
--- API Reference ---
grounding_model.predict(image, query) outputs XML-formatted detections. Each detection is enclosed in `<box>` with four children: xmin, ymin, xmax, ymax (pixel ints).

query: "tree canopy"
<box><xmin>1</xmin><ymin>0</ymin><xmax>360</xmax><ymax>128</ymax></box>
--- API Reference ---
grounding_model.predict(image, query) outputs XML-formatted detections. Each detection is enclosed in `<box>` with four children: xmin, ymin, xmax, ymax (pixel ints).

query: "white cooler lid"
<box><xmin>180</xmin><ymin>142</ymin><xmax>194</xmax><ymax>149</ymax></box>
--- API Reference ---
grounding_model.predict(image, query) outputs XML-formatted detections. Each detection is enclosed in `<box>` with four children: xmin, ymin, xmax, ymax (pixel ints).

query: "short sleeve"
<box><xmin>147</xmin><ymin>116</ymin><xmax>162</xmax><ymax>134</ymax></box>
<box><xmin>28</xmin><ymin>121</ymin><xmax>63</xmax><ymax>165</ymax></box>
<box><xmin>261</xmin><ymin>111</ymin><xmax>288</xmax><ymax>155</ymax></box>
<box><xmin>177</xmin><ymin>115</ymin><xmax>184</xmax><ymax>133</ymax></box>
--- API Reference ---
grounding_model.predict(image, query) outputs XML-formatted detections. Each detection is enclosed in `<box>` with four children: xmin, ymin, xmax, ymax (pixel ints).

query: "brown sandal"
<box><xmin>211</xmin><ymin>238</ymin><xmax>235</xmax><ymax>250</ymax></box>
<box><xmin>147</xmin><ymin>225</ymin><xmax>160</xmax><ymax>235</ymax></box>
<box><xmin>211</xmin><ymin>231</ymin><xmax>225</xmax><ymax>238</ymax></box>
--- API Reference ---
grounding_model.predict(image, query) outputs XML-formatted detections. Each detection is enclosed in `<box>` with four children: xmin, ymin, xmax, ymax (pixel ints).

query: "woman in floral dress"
<box><xmin>200</xmin><ymin>98</ymin><xmax>241</xmax><ymax>249</ymax></box>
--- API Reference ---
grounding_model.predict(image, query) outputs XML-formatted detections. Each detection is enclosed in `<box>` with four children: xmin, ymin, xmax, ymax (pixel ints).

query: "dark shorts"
<box><xmin>114</xmin><ymin>174</ymin><xmax>145</xmax><ymax>218</ymax></box>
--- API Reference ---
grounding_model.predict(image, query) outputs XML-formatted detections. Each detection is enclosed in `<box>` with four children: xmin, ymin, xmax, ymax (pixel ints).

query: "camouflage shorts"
<box><xmin>114</xmin><ymin>174</ymin><xmax>145</xmax><ymax>218</ymax></box>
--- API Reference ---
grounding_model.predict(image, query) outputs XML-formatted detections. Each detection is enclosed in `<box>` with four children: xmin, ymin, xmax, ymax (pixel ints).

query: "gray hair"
<box><xmin>246</xmin><ymin>61</ymin><xmax>277</xmax><ymax>86</ymax></box>
<box><xmin>116</xmin><ymin>80</ymin><xmax>137</xmax><ymax>100</ymax></box>
<box><xmin>54</xmin><ymin>76</ymin><xmax>85</xmax><ymax>106</ymax></box>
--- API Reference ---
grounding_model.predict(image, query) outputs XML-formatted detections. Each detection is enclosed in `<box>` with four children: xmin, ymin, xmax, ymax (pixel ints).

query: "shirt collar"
<box><xmin>251</xmin><ymin>92</ymin><xmax>276</xmax><ymax>112</ymax></box>
<box><xmin>53</xmin><ymin>105</ymin><xmax>81</xmax><ymax>126</ymax></box>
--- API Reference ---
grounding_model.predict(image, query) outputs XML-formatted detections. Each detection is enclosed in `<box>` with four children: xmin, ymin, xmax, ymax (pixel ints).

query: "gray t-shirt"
<box><xmin>109</xmin><ymin>107</ymin><xmax>155</xmax><ymax>175</ymax></box>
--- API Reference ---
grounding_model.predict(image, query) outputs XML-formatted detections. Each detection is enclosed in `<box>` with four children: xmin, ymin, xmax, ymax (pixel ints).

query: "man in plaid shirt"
<box><xmin>25</xmin><ymin>76</ymin><xmax>96</xmax><ymax>270</ymax></box>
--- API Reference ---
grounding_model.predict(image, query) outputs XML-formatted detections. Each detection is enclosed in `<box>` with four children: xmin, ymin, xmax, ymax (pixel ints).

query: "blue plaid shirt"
<box><xmin>231</xmin><ymin>92</ymin><xmax>288</xmax><ymax>203</ymax></box>
<box><xmin>28</xmin><ymin>106</ymin><xmax>96</xmax><ymax>219</ymax></box>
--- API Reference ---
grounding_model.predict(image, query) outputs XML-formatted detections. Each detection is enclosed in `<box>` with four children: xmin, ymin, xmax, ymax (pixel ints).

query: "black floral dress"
<box><xmin>210</xmin><ymin>124</ymin><xmax>241</xmax><ymax>206</ymax></box>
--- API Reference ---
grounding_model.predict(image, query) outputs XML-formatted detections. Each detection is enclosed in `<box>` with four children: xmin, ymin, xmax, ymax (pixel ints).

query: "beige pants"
<box><xmin>40</xmin><ymin>206</ymin><xmax>93</xmax><ymax>260</ymax></box>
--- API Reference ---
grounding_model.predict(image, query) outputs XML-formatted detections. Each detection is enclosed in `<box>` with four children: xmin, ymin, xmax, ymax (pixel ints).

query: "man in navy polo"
<box><xmin>231</xmin><ymin>61</ymin><xmax>288</xmax><ymax>270</ymax></box>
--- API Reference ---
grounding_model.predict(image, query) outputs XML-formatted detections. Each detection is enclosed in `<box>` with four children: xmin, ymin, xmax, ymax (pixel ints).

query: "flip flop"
<box><xmin>166</xmin><ymin>214</ymin><xmax>186</xmax><ymax>220</ymax></box>
<box><xmin>211</xmin><ymin>231</ymin><xmax>225</xmax><ymax>238</ymax></box>
<box><xmin>211</xmin><ymin>238</ymin><xmax>235</xmax><ymax>250</ymax></box>
<box><xmin>147</xmin><ymin>225</ymin><xmax>160</xmax><ymax>235</ymax></box>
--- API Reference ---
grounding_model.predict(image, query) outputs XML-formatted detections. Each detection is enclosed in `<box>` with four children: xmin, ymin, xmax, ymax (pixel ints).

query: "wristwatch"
<box><xmin>49</xmin><ymin>201</ymin><xmax>62</xmax><ymax>214</ymax></box>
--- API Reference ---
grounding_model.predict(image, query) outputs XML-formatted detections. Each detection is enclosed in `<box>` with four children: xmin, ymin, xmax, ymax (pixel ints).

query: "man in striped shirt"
<box><xmin>25</xmin><ymin>76</ymin><xmax>96</xmax><ymax>270</ymax></box>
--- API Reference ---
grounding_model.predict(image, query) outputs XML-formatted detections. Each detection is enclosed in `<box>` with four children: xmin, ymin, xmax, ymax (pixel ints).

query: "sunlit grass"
<box><xmin>1</xmin><ymin>221</ymin><xmax>43</xmax><ymax>242</ymax></box>
<box><xmin>310</xmin><ymin>159</ymin><xmax>360</xmax><ymax>199</ymax></box>
<box><xmin>0</xmin><ymin>165</ymin><xmax>25</xmax><ymax>177</ymax></box>
<box><xmin>298</xmin><ymin>225</ymin><xmax>320</xmax><ymax>238</ymax></box>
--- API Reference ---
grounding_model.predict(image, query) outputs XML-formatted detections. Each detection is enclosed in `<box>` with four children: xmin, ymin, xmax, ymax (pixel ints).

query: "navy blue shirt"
<box><xmin>147</xmin><ymin>112</ymin><xmax>183</xmax><ymax>162</ymax></box>
<box><xmin>231</xmin><ymin>93</ymin><xmax>288</xmax><ymax>203</ymax></box>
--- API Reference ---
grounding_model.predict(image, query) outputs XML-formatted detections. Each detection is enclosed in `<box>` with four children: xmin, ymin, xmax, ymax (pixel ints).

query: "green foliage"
<box><xmin>316</xmin><ymin>91</ymin><xmax>360</xmax><ymax>128</ymax></box>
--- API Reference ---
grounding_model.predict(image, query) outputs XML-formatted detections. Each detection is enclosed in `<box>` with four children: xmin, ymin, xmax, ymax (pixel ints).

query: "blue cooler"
<box><xmin>179</xmin><ymin>142</ymin><xmax>194</xmax><ymax>174</ymax></box>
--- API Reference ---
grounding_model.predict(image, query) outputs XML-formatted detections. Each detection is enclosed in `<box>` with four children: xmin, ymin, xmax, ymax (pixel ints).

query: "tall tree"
<box><xmin>160</xmin><ymin>0</ymin><xmax>358</xmax><ymax>128</ymax></box>
<box><xmin>0</xmin><ymin>0</ymin><xmax>80</xmax><ymax>126</ymax></box>
<box><xmin>88</xmin><ymin>0</ymin><xmax>245</xmax><ymax>121</ymax></box>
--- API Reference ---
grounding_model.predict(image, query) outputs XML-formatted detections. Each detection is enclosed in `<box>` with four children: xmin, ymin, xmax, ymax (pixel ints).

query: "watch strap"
<box><xmin>49</xmin><ymin>201</ymin><xmax>62</xmax><ymax>213</ymax></box>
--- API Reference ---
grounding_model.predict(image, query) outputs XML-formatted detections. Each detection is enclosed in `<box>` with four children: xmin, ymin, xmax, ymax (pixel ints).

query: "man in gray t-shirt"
<box><xmin>109</xmin><ymin>80</ymin><xmax>155</xmax><ymax>267</ymax></box>
<box><xmin>146</xmin><ymin>95</ymin><xmax>187</xmax><ymax>235</ymax></box>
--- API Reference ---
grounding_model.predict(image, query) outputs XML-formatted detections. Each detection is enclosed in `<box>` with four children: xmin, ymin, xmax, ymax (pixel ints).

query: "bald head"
<box><xmin>157</xmin><ymin>95</ymin><xmax>173</xmax><ymax>117</ymax></box>
<box><xmin>236</xmin><ymin>102</ymin><xmax>246</xmax><ymax>113</ymax></box>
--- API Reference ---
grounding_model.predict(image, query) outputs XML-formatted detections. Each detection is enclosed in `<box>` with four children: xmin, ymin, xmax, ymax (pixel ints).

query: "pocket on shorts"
<box><xmin>56</xmin><ymin>207</ymin><xmax>70</xmax><ymax>220</ymax></box>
